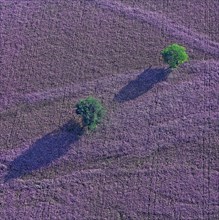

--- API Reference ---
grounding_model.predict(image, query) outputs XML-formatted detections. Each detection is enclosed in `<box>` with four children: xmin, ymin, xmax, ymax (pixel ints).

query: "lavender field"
<box><xmin>0</xmin><ymin>0</ymin><xmax>219</xmax><ymax>219</ymax></box>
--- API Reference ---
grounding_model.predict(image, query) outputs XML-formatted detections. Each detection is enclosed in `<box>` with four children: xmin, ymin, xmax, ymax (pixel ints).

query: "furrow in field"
<box><xmin>0</xmin><ymin>60</ymin><xmax>218</xmax><ymax>161</ymax></box>
<box><xmin>1</xmin><ymin>163</ymin><xmax>218</xmax><ymax>220</ymax></box>
<box><xmin>1</xmin><ymin>59</ymin><xmax>218</xmax><ymax>114</ymax></box>
<box><xmin>1</xmin><ymin>110</ymin><xmax>218</xmax><ymax>184</ymax></box>
<box><xmin>1</xmin><ymin>162</ymin><xmax>218</xmax><ymax>192</ymax></box>
<box><xmin>86</xmin><ymin>0</ymin><xmax>219</xmax><ymax>57</ymax></box>
<box><xmin>0</xmin><ymin>68</ymin><xmax>138</xmax><ymax>113</ymax></box>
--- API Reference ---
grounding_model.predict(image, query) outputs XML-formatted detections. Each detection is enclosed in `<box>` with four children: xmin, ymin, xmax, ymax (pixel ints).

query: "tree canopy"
<box><xmin>161</xmin><ymin>43</ymin><xmax>189</xmax><ymax>68</ymax></box>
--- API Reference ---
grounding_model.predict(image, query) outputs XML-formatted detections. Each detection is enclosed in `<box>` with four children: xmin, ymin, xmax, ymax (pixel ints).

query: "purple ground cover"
<box><xmin>0</xmin><ymin>0</ymin><xmax>219</xmax><ymax>219</ymax></box>
<box><xmin>3</xmin><ymin>120</ymin><xmax>82</xmax><ymax>182</ymax></box>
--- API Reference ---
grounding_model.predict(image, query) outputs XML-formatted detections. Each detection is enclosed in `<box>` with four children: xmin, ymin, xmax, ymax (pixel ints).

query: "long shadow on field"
<box><xmin>4</xmin><ymin>119</ymin><xmax>84</xmax><ymax>182</ymax></box>
<box><xmin>114</xmin><ymin>67</ymin><xmax>171</xmax><ymax>103</ymax></box>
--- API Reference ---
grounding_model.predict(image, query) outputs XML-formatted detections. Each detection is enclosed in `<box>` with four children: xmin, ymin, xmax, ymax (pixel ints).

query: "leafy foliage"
<box><xmin>75</xmin><ymin>96</ymin><xmax>106</xmax><ymax>131</ymax></box>
<box><xmin>161</xmin><ymin>43</ymin><xmax>189</xmax><ymax>68</ymax></box>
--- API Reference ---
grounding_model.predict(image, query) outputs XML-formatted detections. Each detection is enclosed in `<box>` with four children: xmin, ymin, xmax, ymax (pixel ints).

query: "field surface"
<box><xmin>0</xmin><ymin>0</ymin><xmax>219</xmax><ymax>219</ymax></box>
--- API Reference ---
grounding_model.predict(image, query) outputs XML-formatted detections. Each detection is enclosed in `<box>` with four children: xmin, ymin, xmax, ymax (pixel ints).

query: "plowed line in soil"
<box><xmin>0</xmin><ymin>59</ymin><xmax>218</xmax><ymax>115</ymax></box>
<box><xmin>86</xmin><ymin>0</ymin><xmax>219</xmax><ymax>57</ymax></box>
<box><xmin>152</xmin><ymin>156</ymin><xmax>159</xmax><ymax>220</ymax></box>
<box><xmin>206</xmin><ymin>12</ymin><xmax>213</xmax><ymax>217</ymax></box>
<box><xmin>3</xmin><ymin>164</ymin><xmax>217</xmax><ymax>189</ymax></box>
<box><xmin>1</xmin><ymin>110</ymin><xmax>218</xmax><ymax>156</ymax></box>
<box><xmin>147</xmin><ymin>143</ymin><xmax>158</xmax><ymax>219</ymax></box>
<box><xmin>0</xmin><ymin>68</ymin><xmax>134</xmax><ymax>114</ymax></box>
<box><xmin>5</xmin><ymin>111</ymin><xmax>19</xmax><ymax>149</ymax></box>
<box><xmin>149</xmin><ymin>187</ymin><xmax>216</xmax><ymax>208</ymax></box>
<box><xmin>149</xmin><ymin>87</ymin><xmax>159</xmax><ymax>220</ymax></box>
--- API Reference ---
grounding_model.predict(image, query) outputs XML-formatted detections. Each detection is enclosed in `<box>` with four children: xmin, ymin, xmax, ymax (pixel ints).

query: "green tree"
<box><xmin>161</xmin><ymin>43</ymin><xmax>189</xmax><ymax>68</ymax></box>
<box><xmin>75</xmin><ymin>96</ymin><xmax>106</xmax><ymax>132</ymax></box>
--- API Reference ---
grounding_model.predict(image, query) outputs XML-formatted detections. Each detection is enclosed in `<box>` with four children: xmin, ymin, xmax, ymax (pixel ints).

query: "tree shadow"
<box><xmin>114</xmin><ymin>67</ymin><xmax>172</xmax><ymax>103</ymax></box>
<box><xmin>4</xmin><ymin>119</ymin><xmax>84</xmax><ymax>182</ymax></box>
